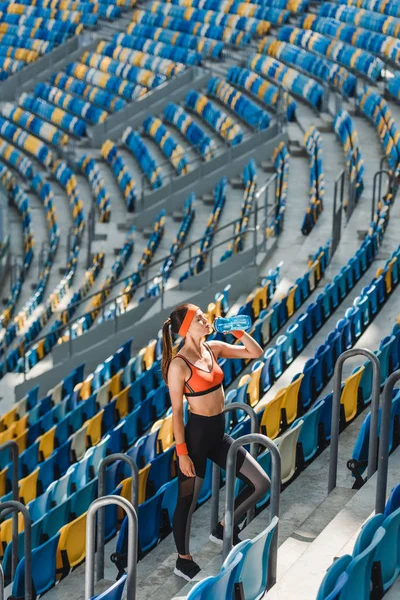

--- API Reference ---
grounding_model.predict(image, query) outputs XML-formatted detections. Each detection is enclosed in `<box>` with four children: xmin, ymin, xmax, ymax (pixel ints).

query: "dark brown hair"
<box><xmin>161</xmin><ymin>304</ymin><xmax>191</xmax><ymax>386</ymax></box>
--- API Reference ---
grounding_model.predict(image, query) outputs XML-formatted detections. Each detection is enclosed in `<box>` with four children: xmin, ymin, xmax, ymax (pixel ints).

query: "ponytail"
<box><xmin>161</xmin><ymin>304</ymin><xmax>191</xmax><ymax>386</ymax></box>
<box><xmin>161</xmin><ymin>317</ymin><xmax>173</xmax><ymax>386</ymax></box>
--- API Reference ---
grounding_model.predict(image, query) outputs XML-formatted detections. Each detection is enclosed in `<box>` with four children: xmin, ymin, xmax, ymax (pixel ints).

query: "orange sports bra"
<box><xmin>173</xmin><ymin>342</ymin><xmax>225</xmax><ymax>397</ymax></box>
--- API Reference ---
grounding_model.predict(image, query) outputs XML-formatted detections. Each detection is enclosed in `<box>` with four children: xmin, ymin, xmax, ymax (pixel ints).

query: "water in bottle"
<box><xmin>213</xmin><ymin>315</ymin><xmax>252</xmax><ymax>333</ymax></box>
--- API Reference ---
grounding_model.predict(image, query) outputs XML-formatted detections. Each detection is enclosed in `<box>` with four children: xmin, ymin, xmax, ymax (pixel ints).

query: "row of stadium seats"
<box><xmin>79</xmin><ymin>156</ymin><xmax>111</xmax><ymax>223</ymax></box>
<box><xmin>147</xmin><ymin>0</ymin><xmax>274</xmax><ymax>34</ymax></box>
<box><xmin>301</xmin><ymin>14</ymin><xmax>400</xmax><ymax>66</ymax></box>
<box><xmin>25</xmin><ymin>253</ymin><xmax>105</xmax><ymax>370</ymax></box>
<box><xmin>142</xmin><ymin>116</ymin><xmax>190</xmax><ymax>176</ymax></box>
<box><xmin>141</xmin><ymin>194</ymin><xmax>196</xmax><ymax>301</ymax></box>
<box><xmin>0</xmin><ymin>115</ymin><xmax>53</xmax><ymax>167</ymax></box>
<box><xmin>278</xmin><ymin>25</ymin><xmax>384</xmax><ymax>81</ymax></box>
<box><xmin>316</xmin><ymin>473</ymin><xmax>400</xmax><ymax>598</ymax></box>
<box><xmin>333</xmin><ymin>108</ymin><xmax>364</xmax><ymax>204</ymax></box>
<box><xmin>52</xmin><ymin>72</ymin><xmax>127</xmax><ymax>115</ymax></box>
<box><xmin>178</xmin><ymin>0</ymin><xmax>287</xmax><ymax>22</ymax></box>
<box><xmin>221</xmin><ymin>159</ymin><xmax>257</xmax><ymax>261</ymax></box>
<box><xmin>338</xmin><ymin>0</ymin><xmax>400</xmax><ymax>17</ymax></box>
<box><xmin>357</xmin><ymin>88</ymin><xmax>400</xmax><ymax>175</ymax></box>
<box><xmin>65</xmin><ymin>62</ymin><xmax>147</xmax><ymax>102</ymax></box>
<box><xmin>249</xmin><ymin>53</ymin><xmax>324</xmax><ymax>110</ymax></box>
<box><xmin>11</xmin><ymin>0</ymin><xmax>125</xmax><ymax>19</ymax></box>
<box><xmin>129</xmin><ymin>9</ymin><xmax>251</xmax><ymax>46</ymax></box>
<box><xmin>207</xmin><ymin>76</ymin><xmax>271</xmax><ymax>130</ymax></box>
<box><xmin>227</xmin><ymin>65</ymin><xmax>297</xmax><ymax>121</ymax></box>
<box><xmin>67</xmin><ymin>228</ymin><xmax>136</xmax><ymax>340</ymax></box>
<box><xmin>259</xmin><ymin>37</ymin><xmax>357</xmax><ymax>97</ymax></box>
<box><xmin>301</xmin><ymin>126</ymin><xmax>324</xmax><ymax>236</ymax></box>
<box><xmin>121</xmin><ymin>127</ymin><xmax>163</xmax><ymax>189</ymax></box>
<box><xmin>127</xmin><ymin>23</ymin><xmax>224</xmax><ymax>59</ymax></box>
<box><xmin>185</xmin><ymin>89</ymin><xmax>243</xmax><ymax>145</ymax></box>
<box><xmin>34</xmin><ymin>82</ymin><xmax>108</xmax><ymax>126</ymax></box>
<box><xmin>267</xmin><ymin>141</ymin><xmax>289</xmax><ymax>237</ymax></box>
<box><xmin>96</xmin><ymin>41</ymin><xmax>186</xmax><ymax>78</ymax></box>
<box><xmin>164</xmin><ymin>102</ymin><xmax>217</xmax><ymax>160</ymax></box>
<box><xmin>80</xmin><ymin>51</ymin><xmax>167</xmax><ymax>90</ymax></box>
<box><xmin>101</xmin><ymin>211</ymin><xmax>166</xmax><ymax>320</ymax></box>
<box><xmin>2</xmin><ymin>102</ymin><xmax>69</xmax><ymax>147</ymax></box>
<box><xmin>113</xmin><ymin>32</ymin><xmax>203</xmax><ymax>65</ymax></box>
<box><xmin>101</xmin><ymin>140</ymin><xmax>136</xmax><ymax>211</ymax></box>
<box><xmin>19</xmin><ymin>93</ymin><xmax>87</xmax><ymax>137</ymax></box>
<box><xmin>179</xmin><ymin>177</ymin><xmax>226</xmax><ymax>281</ymax></box>
<box><xmin>320</xmin><ymin>2</ymin><xmax>400</xmax><ymax>38</ymax></box>
<box><xmin>0</xmin><ymin>167</ymin><xmax>34</xmax><ymax>328</ymax></box>
<box><xmin>0</xmin><ymin>3</ymin><xmax>98</xmax><ymax>28</ymax></box>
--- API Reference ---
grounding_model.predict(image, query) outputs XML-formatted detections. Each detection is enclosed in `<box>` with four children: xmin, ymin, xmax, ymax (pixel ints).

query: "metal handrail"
<box><xmin>222</xmin><ymin>433</ymin><xmax>280</xmax><ymax>589</ymax></box>
<box><xmin>85</xmin><ymin>496</ymin><xmax>138</xmax><ymax>600</ymax></box>
<box><xmin>0</xmin><ymin>441</ymin><xmax>19</xmax><ymax>577</ymax></box>
<box><xmin>0</xmin><ymin>501</ymin><xmax>32</xmax><ymax>600</ymax></box>
<box><xmin>210</xmin><ymin>402</ymin><xmax>258</xmax><ymax>535</ymax></box>
<box><xmin>96</xmin><ymin>454</ymin><xmax>139</xmax><ymax>582</ymax></box>
<box><xmin>375</xmin><ymin>370</ymin><xmax>400</xmax><ymax>514</ymax></box>
<box><xmin>0</xmin><ymin>563</ymin><xmax>3</xmax><ymax>600</ymax></box>
<box><xmin>328</xmin><ymin>349</ymin><xmax>381</xmax><ymax>494</ymax></box>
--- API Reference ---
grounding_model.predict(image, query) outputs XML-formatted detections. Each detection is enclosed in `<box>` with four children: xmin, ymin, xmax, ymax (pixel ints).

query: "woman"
<box><xmin>162</xmin><ymin>303</ymin><xmax>271</xmax><ymax>581</ymax></box>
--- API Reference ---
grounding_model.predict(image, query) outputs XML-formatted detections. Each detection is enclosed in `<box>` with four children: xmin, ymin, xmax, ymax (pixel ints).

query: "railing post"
<box><xmin>210</xmin><ymin>403</ymin><xmax>259</xmax><ymax>536</ymax></box>
<box><xmin>372</xmin><ymin>169</ymin><xmax>392</xmax><ymax>221</ymax></box>
<box><xmin>222</xmin><ymin>433</ymin><xmax>280</xmax><ymax>589</ymax></box>
<box><xmin>85</xmin><ymin>496</ymin><xmax>138</xmax><ymax>600</ymax></box>
<box><xmin>96</xmin><ymin>454</ymin><xmax>138</xmax><ymax>582</ymax></box>
<box><xmin>0</xmin><ymin>441</ymin><xmax>19</xmax><ymax>577</ymax></box>
<box><xmin>375</xmin><ymin>370</ymin><xmax>400</xmax><ymax>514</ymax></box>
<box><xmin>0</xmin><ymin>501</ymin><xmax>32</xmax><ymax>600</ymax></box>
<box><xmin>328</xmin><ymin>349</ymin><xmax>381</xmax><ymax>494</ymax></box>
<box><xmin>0</xmin><ymin>563</ymin><xmax>3</xmax><ymax>600</ymax></box>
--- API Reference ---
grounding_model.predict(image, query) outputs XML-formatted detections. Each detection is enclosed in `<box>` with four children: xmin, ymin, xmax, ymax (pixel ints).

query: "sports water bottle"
<box><xmin>213</xmin><ymin>315</ymin><xmax>252</xmax><ymax>333</ymax></box>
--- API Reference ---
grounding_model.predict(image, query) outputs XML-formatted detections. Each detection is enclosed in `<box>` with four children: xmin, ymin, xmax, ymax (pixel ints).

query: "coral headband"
<box><xmin>178</xmin><ymin>304</ymin><xmax>199</xmax><ymax>337</ymax></box>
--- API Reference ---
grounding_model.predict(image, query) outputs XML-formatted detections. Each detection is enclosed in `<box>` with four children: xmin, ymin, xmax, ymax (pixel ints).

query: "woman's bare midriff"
<box><xmin>186</xmin><ymin>387</ymin><xmax>225</xmax><ymax>416</ymax></box>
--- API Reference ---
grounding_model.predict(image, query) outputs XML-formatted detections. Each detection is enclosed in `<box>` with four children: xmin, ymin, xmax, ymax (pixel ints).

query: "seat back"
<box><xmin>56</xmin><ymin>512</ymin><xmax>87</xmax><ymax>573</ymax></box>
<box><xmin>316</xmin><ymin>554</ymin><xmax>352</xmax><ymax>600</ymax></box>
<box><xmin>276</xmin><ymin>419</ymin><xmax>303</xmax><ymax>483</ymax></box>
<box><xmin>340</xmin><ymin>527</ymin><xmax>385</xmax><ymax>600</ymax></box>
<box><xmin>340</xmin><ymin>368</ymin><xmax>364</xmax><ymax>423</ymax></box>
<box><xmin>187</xmin><ymin>551</ymin><xmax>243</xmax><ymax>600</ymax></box>
<box><xmin>223</xmin><ymin>516</ymin><xmax>279</xmax><ymax>600</ymax></box>
<box><xmin>12</xmin><ymin>533</ymin><xmax>60</xmax><ymax>597</ymax></box>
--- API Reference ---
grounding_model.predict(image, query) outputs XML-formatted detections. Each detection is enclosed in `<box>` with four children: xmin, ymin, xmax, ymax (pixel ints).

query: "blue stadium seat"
<box><xmin>292</xmin><ymin>399</ymin><xmax>325</xmax><ymax>463</ymax></box>
<box><xmin>147</xmin><ymin>445</ymin><xmax>176</xmax><ymax>493</ymax></box>
<box><xmin>316</xmin><ymin>555</ymin><xmax>352</xmax><ymax>600</ymax></box>
<box><xmin>222</xmin><ymin>516</ymin><xmax>279</xmax><ymax>600</ymax></box>
<box><xmin>11</xmin><ymin>533</ymin><xmax>60</xmax><ymax>598</ymax></box>
<box><xmin>385</xmin><ymin>484</ymin><xmax>400</xmax><ymax>517</ymax></box>
<box><xmin>187</xmin><ymin>551</ymin><xmax>243</xmax><ymax>600</ymax></box>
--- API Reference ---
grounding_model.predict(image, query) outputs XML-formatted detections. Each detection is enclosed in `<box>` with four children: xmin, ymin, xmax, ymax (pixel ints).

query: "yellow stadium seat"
<box><xmin>281</xmin><ymin>375</ymin><xmax>303</xmax><ymax>426</ymax></box>
<box><xmin>15</xmin><ymin>430</ymin><xmax>28</xmax><ymax>454</ymax></box>
<box><xmin>14</xmin><ymin>415</ymin><xmax>28</xmax><ymax>437</ymax></box>
<box><xmin>86</xmin><ymin>410</ymin><xmax>104</xmax><ymax>447</ymax></box>
<box><xmin>257</xmin><ymin>389</ymin><xmax>285</xmax><ymax>439</ymax></box>
<box><xmin>152</xmin><ymin>414</ymin><xmax>174</xmax><ymax>452</ymax></box>
<box><xmin>340</xmin><ymin>367</ymin><xmax>364</xmax><ymax>423</ymax></box>
<box><xmin>0</xmin><ymin>467</ymin><xmax>7</xmax><ymax>497</ymax></box>
<box><xmin>115</xmin><ymin>387</ymin><xmax>130</xmax><ymax>420</ymax></box>
<box><xmin>110</xmin><ymin>369</ymin><xmax>123</xmax><ymax>398</ymax></box>
<box><xmin>19</xmin><ymin>467</ymin><xmax>40</xmax><ymax>504</ymax></box>
<box><xmin>120</xmin><ymin>463</ymin><xmax>151</xmax><ymax>507</ymax></box>
<box><xmin>38</xmin><ymin>425</ymin><xmax>56</xmax><ymax>461</ymax></box>
<box><xmin>56</xmin><ymin>512</ymin><xmax>87</xmax><ymax>575</ymax></box>
<box><xmin>247</xmin><ymin>363</ymin><xmax>263</xmax><ymax>408</ymax></box>
<box><xmin>0</xmin><ymin>512</ymin><xmax>24</xmax><ymax>555</ymax></box>
<box><xmin>0</xmin><ymin>407</ymin><xmax>17</xmax><ymax>430</ymax></box>
<box><xmin>143</xmin><ymin>340</ymin><xmax>156</xmax><ymax>370</ymax></box>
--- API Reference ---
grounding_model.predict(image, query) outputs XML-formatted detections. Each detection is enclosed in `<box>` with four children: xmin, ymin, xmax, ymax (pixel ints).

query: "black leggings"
<box><xmin>172</xmin><ymin>411</ymin><xmax>270</xmax><ymax>556</ymax></box>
